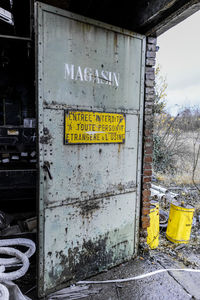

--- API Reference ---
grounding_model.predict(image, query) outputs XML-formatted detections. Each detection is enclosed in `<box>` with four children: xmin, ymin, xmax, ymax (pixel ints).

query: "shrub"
<box><xmin>153</xmin><ymin>134</ymin><xmax>175</xmax><ymax>173</ymax></box>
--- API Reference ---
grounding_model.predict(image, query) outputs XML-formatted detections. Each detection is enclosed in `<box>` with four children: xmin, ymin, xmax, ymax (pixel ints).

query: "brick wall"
<box><xmin>140</xmin><ymin>37</ymin><xmax>157</xmax><ymax>244</ymax></box>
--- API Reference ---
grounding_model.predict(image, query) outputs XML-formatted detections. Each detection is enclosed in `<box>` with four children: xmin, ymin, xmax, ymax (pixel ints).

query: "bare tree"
<box><xmin>192</xmin><ymin>124</ymin><xmax>200</xmax><ymax>193</ymax></box>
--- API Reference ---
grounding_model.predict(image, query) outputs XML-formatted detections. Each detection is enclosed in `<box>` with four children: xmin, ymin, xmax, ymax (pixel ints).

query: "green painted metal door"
<box><xmin>35</xmin><ymin>2</ymin><xmax>145</xmax><ymax>297</ymax></box>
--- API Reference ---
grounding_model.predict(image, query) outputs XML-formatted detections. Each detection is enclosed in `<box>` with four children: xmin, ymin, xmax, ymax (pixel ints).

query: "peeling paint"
<box><xmin>37</xmin><ymin>4</ymin><xmax>145</xmax><ymax>297</ymax></box>
<box><xmin>40</xmin><ymin>132</ymin><xmax>52</xmax><ymax>144</ymax></box>
<box><xmin>79</xmin><ymin>201</ymin><xmax>100</xmax><ymax>217</ymax></box>
<box><xmin>47</xmin><ymin>231</ymin><xmax>132</xmax><ymax>287</ymax></box>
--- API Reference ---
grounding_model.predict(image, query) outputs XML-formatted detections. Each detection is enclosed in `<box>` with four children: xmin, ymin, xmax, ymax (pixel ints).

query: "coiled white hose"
<box><xmin>0</xmin><ymin>238</ymin><xmax>36</xmax><ymax>266</ymax></box>
<box><xmin>0</xmin><ymin>283</ymin><xmax>9</xmax><ymax>300</ymax></box>
<box><xmin>0</xmin><ymin>247</ymin><xmax>29</xmax><ymax>281</ymax></box>
<box><xmin>0</xmin><ymin>238</ymin><xmax>36</xmax><ymax>299</ymax></box>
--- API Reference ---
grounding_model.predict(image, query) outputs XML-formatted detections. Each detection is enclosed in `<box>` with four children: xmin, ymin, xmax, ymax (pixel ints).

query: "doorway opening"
<box><xmin>0</xmin><ymin>0</ymin><xmax>37</xmax><ymax>296</ymax></box>
<box><xmin>152</xmin><ymin>10</ymin><xmax>200</xmax><ymax>266</ymax></box>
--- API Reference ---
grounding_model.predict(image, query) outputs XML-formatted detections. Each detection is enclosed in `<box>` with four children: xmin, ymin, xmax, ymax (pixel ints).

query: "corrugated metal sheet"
<box><xmin>35</xmin><ymin>2</ymin><xmax>145</xmax><ymax>297</ymax></box>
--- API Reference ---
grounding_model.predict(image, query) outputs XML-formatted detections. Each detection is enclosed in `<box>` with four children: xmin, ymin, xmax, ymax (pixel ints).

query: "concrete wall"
<box><xmin>35</xmin><ymin>0</ymin><xmax>200</xmax><ymax>36</ymax></box>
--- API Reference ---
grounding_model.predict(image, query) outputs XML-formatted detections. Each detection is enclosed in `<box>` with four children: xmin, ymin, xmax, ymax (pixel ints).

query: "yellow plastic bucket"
<box><xmin>166</xmin><ymin>203</ymin><xmax>194</xmax><ymax>244</ymax></box>
<box><xmin>147</xmin><ymin>201</ymin><xmax>159</xmax><ymax>249</ymax></box>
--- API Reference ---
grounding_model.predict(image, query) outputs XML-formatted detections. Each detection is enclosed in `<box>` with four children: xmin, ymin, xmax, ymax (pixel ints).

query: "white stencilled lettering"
<box><xmin>64</xmin><ymin>64</ymin><xmax>74</xmax><ymax>79</ymax></box>
<box><xmin>75</xmin><ymin>66</ymin><xmax>83</xmax><ymax>81</ymax></box>
<box><xmin>64</xmin><ymin>63</ymin><xmax>120</xmax><ymax>87</ymax></box>
<box><xmin>84</xmin><ymin>67</ymin><xmax>92</xmax><ymax>81</ymax></box>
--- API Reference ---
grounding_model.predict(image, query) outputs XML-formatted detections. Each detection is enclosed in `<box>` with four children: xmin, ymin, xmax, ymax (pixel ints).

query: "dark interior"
<box><xmin>0</xmin><ymin>0</ymin><xmax>32</xmax><ymax>37</ymax></box>
<box><xmin>0</xmin><ymin>0</ymin><xmax>36</xmax><ymax>231</ymax></box>
<box><xmin>0</xmin><ymin>3</ymin><xmax>37</xmax><ymax>297</ymax></box>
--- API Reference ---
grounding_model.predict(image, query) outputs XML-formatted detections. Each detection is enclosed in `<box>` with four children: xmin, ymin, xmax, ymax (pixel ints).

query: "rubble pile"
<box><xmin>150</xmin><ymin>183</ymin><xmax>200</xmax><ymax>268</ymax></box>
<box><xmin>0</xmin><ymin>211</ymin><xmax>36</xmax><ymax>237</ymax></box>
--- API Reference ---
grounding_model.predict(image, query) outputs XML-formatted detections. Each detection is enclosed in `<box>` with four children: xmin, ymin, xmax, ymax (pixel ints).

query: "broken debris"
<box><xmin>48</xmin><ymin>285</ymin><xmax>101</xmax><ymax>300</ymax></box>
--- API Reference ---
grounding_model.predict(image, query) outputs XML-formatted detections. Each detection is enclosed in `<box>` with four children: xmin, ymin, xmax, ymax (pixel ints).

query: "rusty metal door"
<box><xmin>35</xmin><ymin>2</ymin><xmax>145</xmax><ymax>297</ymax></box>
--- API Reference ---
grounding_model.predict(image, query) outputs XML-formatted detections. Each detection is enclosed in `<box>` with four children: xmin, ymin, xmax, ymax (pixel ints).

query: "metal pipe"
<box><xmin>0</xmin><ymin>35</ymin><xmax>31</xmax><ymax>41</ymax></box>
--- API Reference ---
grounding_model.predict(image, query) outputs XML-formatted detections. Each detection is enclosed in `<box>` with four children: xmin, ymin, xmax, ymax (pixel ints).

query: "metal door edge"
<box><xmin>35</xmin><ymin>2</ymin><xmax>45</xmax><ymax>297</ymax></box>
<box><xmin>134</xmin><ymin>35</ymin><xmax>146</xmax><ymax>256</ymax></box>
<box><xmin>35</xmin><ymin>1</ymin><xmax>145</xmax><ymax>40</ymax></box>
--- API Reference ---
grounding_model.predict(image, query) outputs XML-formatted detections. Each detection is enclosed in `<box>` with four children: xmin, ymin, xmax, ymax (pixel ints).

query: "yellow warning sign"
<box><xmin>64</xmin><ymin>111</ymin><xmax>125</xmax><ymax>144</ymax></box>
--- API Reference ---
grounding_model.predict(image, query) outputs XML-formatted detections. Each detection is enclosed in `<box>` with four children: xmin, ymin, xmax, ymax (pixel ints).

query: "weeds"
<box><xmin>153</xmin><ymin>107</ymin><xmax>200</xmax><ymax>189</ymax></box>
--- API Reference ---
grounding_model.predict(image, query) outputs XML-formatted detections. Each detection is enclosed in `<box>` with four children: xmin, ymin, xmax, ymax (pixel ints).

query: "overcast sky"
<box><xmin>156</xmin><ymin>10</ymin><xmax>200</xmax><ymax>115</ymax></box>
